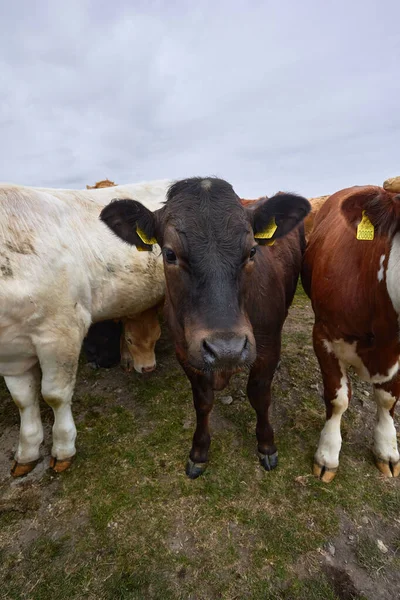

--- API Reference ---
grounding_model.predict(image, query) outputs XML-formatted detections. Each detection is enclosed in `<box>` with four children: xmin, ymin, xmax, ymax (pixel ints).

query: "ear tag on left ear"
<box><xmin>356</xmin><ymin>211</ymin><xmax>374</xmax><ymax>241</ymax></box>
<box><xmin>254</xmin><ymin>217</ymin><xmax>278</xmax><ymax>241</ymax></box>
<box><xmin>136</xmin><ymin>226</ymin><xmax>157</xmax><ymax>246</ymax></box>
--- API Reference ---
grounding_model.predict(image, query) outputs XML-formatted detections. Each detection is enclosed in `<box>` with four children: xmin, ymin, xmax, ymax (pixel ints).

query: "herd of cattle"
<box><xmin>0</xmin><ymin>174</ymin><xmax>399</xmax><ymax>482</ymax></box>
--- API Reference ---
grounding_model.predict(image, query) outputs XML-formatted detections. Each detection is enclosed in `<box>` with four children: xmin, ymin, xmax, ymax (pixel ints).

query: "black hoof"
<box><xmin>185</xmin><ymin>458</ymin><xmax>207</xmax><ymax>479</ymax></box>
<box><xmin>258</xmin><ymin>451</ymin><xmax>278</xmax><ymax>472</ymax></box>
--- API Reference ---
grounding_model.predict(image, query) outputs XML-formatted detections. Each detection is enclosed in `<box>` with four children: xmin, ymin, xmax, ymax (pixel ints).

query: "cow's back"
<box><xmin>0</xmin><ymin>183</ymin><xmax>166</xmax><ymax>342</ymax></box>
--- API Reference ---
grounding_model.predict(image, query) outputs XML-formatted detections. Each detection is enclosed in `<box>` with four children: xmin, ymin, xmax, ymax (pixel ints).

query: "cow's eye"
<box><xmin>164</xmin><ymin>248</ymin><xmax>177</xmax><ymax>264</ymax></box>
<box><xmin>249</xmin><ymin>246</ymin><xmax>257</xmax><ymax>260</ymax></box>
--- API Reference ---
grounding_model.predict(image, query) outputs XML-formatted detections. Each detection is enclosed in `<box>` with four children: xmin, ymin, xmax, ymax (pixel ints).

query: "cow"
<box><xmin>82</xmin><ymin>178</ymin><xmax>162</xmax><ymax>373</ymax></box>
<box><xmin>383</xmin><ymin>176</ymin><xmax>400</xmax><ymax>193</ymax></box>
<box><xmin>101</xmin><ymin>177</ymin><xmax>310</xmax><ymax>478</ymax></box>
<box><xmin>0</xmin><ymin>179</ymin><xmax>170</xmax><ymax>476</ymax></box>
<box><xmin>303</xmin><ymin>195</ymin><xmax>330</xmax><ymax>241</ymax></box>
<box><xmin>302</xmin><ymin>185</ymin><xmax>400</xmax><ymax>482</ymax></box>
<box><xmin>86</xmin><ymin>178</ymin><xmax>118</xmax><ymax>189</ymax></box>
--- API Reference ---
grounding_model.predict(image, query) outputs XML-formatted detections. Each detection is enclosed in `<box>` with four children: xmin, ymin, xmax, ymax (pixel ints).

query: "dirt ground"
<box><xmin>0</xmin><ymin>290</ymin><xmax>399</xmax><ymax>600</ymax></box>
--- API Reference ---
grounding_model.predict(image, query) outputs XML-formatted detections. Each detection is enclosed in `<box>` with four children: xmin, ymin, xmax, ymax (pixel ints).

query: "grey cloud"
<box><xmin>1</xmin><ymin>0</ymin><xmax>399</xmax><ymax>198</ymax></box>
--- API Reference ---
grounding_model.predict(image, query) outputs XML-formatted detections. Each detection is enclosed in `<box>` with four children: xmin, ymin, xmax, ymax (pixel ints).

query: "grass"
<box><xmin>0</xmin><ymin>283</ymin><xmax>399</xmax><ymax>599</ymax></box>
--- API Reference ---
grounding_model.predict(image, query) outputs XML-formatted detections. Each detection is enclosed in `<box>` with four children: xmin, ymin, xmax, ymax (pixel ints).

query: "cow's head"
<box><xmin>120</xmin><ymin>307</ymin><xmax>161</xmax><ymax>374</ymax></box>
<box><xmin>341</xmin><ymin>186</ymin><xmax>400</xmax><ymax>237</ymax></box>
<box><xmin>101</xmin><ymin>178</ymin><xmax>310</xmax><ymax>374</ymax></box>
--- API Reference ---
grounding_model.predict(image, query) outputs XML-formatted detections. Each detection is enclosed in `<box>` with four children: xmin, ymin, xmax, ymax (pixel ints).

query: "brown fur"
<box><xmin>302</xmin><ymin>185</ymin><xmax>400</xmax><ymax>478</ymax></box>
<box><xmin>100</xmin><ymin>178</ymin><xmax>311</xmax><ymax>476</ymax></box>
<box><xmin>303</xmin><ymin>195</ymin><xmax>330</xmax><ymax>240</ymax></box>
<box><xmin>86</xmin><ymin>178</ymin><xmax>117</xmax><ymax>189</ymax></box>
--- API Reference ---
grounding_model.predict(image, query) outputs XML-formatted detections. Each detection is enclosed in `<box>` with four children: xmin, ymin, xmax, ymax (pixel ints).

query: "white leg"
<box><xmin>4</xmin><ymin>364</ymin><xmax>43</xmax><ymax>475</ymax></box>
<box><xmin>36</xmin><ymin>330</ymin><xmax>82</xmax><ymax>470</ymax></box>
<box><xmin>373</xmin><ymin>386</ymin><xmax>400</xmax><ymax>477</ymax></box>
<box><xmin>314</xmin><ymin>367</ymin><xmax>349</xmax><ymax>481</ymax></box>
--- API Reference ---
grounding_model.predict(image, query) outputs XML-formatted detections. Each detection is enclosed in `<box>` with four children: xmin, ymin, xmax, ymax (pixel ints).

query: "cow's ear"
<box><xmin>100</xmin><ymin>199</ymin><xmax>159</xmax><ymax>251</ymax></box>
<box><xmin>341</xmin><ymin>188</ymin><xmax>400</xmax><ymax>237</ymax></box>
<box><xmin>249</xmin><ymin>193</ymin><xmax>311</xmax><ymax>245</ymax></box>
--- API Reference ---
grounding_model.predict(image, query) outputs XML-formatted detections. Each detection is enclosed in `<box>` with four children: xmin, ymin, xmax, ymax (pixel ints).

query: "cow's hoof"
<box><xmin>313</xmin><ymin>461</ymin><xmax>337</xmax><ymax>483</ymax></box>
<box><xmin>376</xmin><ymin>459</ymin><xmax>400</xmax><ymax>478</ymax></box>
<box><xmin>258</xmin><ymin>451</ymin><xmax>278</xmax><ymax>471</ymax></box>
<box><xmin>50</xmin><ymin>456</ymin><xmax>74</xmax><ymax>473</ymax></box>
<box><xmin>185</xmin><ymin>458</ymin><xmax>207</xmax><ymax>479</ymax></box>
<box><xmin>10</xmin><ymin>459</ymin><xmax>39</xmax><ymax>478</ymax></box>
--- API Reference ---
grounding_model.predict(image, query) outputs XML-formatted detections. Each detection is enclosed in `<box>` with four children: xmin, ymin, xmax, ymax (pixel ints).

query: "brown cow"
<box><xmin>86</xmin><ymin>178</ymin><xmax>118</xmax><ymax>189</ymax></box>
<box><xmin>101</xmin><ymin>177</ymin><xmax>310</xmax><ymax>478</ymax></box>
<box><xmin>303</xmin><ymin>195</ymin><xmax>330</xmax><ymax>240</ymax></box>
<box><xmin>120</xmin><ymin>307</ymin><xmax>162</xmax><ymax>373</ymax></box>
<box><xmin>302</xmin><ymin>185</ymin><xmax>400</xmax><ymax>482</ymax></box>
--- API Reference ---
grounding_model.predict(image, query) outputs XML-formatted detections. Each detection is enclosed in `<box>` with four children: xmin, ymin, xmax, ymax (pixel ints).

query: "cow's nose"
<box><xmin>202</xmin><ymin>334</ymin><xmax>249</xmax><ymax>367</ymax></box>
<box><xmin>142</xmin><ymin>364</ymin><xmax>156</xmax><ymax>373</ymax></box>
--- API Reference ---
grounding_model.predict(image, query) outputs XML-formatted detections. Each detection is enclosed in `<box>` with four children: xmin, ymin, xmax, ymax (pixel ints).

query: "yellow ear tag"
<box><xmin>136</xmin><ymin>226</ymin><xmax>157</xmax><ymax>246</ymax></box>
<box><xmin>254</xmin><ymin>217</ymin><xmax>278</xmax><ymax>244</ymax></box>
<box><xmin>356</xmin><ymin>211</ymin><xmax>374</xmax><ymax>241</ymax></box>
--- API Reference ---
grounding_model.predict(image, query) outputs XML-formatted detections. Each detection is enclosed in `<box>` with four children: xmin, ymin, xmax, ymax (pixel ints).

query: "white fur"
<box><xmin>315</xmin><ymin>367</ymin><xmax>349</xmax><ymax>469</ymax></box>
<box><xmin>373</xmin><ymin>388</ymin><xmax>399</xmax><ymax>464</ymax></box>
<box><xmin>387</xmin><ymin>232</ymin><xmax>400</xmax><ymax>333</ymax></box>
<box><xmin>323</xmin><ymin>339</ymin><xmax>398</xmax><ymax>383</ymax></box>
<box><xmin>377</xmin><ymin>254</ymin><xmax>386</xmax><ymax>282</ymax></box>
<box><xmin>0</xmin><ymin>180</ymin><xmax>170</xmax><ymax>463</ymax></box>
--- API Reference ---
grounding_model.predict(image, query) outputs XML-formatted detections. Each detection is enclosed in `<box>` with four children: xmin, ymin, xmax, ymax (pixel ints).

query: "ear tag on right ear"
<box><xmin>136</xmin><ymin>226</ymin><xmax>157</xmax><ymax>246</ymax></box>
<box><xmin>254</xmin><ymin>217</ymin><xmax>278</xmax><ymax>240</ymax></box>
<box><xmin>356</xmin><ymin>211</ymin><xmax>374</xmax><ymax>241</ymax></box>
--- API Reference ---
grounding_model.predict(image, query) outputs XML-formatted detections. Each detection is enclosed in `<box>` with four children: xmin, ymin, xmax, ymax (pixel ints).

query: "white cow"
<box><xmin>0</xmin><ymin>180</ymin><xmax>171</xmax><ymax>476</ymax></box>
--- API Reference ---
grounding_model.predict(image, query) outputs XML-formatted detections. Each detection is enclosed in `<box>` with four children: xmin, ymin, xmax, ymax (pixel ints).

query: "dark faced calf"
<box><xmin>101</xmin><ymin>178</ymin><xmax>310</xmax><ymax>477</ymax></box>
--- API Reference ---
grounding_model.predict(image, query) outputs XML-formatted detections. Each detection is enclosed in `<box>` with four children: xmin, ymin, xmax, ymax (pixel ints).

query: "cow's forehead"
<box><xmin>164</xmin><ymin>180</ymin><xmax>249</xmax><ymax>228</ymax></box>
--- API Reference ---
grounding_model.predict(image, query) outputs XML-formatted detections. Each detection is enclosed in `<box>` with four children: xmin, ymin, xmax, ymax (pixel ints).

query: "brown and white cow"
<box><xmin>101</xmin><ymin>177</ymin><xmax>310</xmax><ymax>478</ymax></box>
<box><xmin>0</xmin><ymin>179</ymin><xmax>170</xmax><ymax>476</ymax></box>
<box><xmin>302</xmin><ymin>185</ymin><xmax>400</xmax><ymax>482</ymax></box>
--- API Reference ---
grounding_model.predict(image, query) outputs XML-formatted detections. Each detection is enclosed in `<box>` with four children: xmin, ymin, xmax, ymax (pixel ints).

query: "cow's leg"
<box><xmin>36</xmin><ymin>331</ymin><xmax>82</xmax><ymax>473</ymax></box>
<box><xmin>184</xmin><ymin>371</ymin><xmax>214</xmax><ymax>479</ymax></box>
<box><xmin>373</xmin><ymin>376</ymin><xmax>400</xmax><ymax>477</ymax></box>
<box><xmin>313</xmin><ymin>325</ymin><xmax>351</xmax><ymax>482</ymax></box>
<box><xmin>4</xmin><ymin>365</ymin><xmax>43</xmax><ymax>477</ymax></box>
<box><xmin>247</xmin><ymin>353</ymin><xmax>280</xmax><ymax>472</ymax></box>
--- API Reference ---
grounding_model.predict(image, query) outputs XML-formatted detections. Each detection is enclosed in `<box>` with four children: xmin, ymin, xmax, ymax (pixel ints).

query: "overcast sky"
<box><xmin>0</xmin><ymin>0</ymin><xmax>399</xmax><ymax>198</ymax></box>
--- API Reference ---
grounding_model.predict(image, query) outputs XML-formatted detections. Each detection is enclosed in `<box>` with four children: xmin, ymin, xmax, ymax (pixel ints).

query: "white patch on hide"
<box><xmin>377</xmin><ymin>254</ymin><xmax>386</xmax><ymax>282</ymax></box>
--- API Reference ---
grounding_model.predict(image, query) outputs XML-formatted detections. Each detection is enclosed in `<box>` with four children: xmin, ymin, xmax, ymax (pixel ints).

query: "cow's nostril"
<box><xmin>202</xmin><ymin>339</ymin><xmax>217</xmax><ymax>362</ymax></box>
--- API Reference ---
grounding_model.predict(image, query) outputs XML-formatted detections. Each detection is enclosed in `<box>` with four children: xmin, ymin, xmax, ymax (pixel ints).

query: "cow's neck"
<box><xmin>387</xmin><ymin>232</ymin><xmax>400</xmax><ymax>329</ymax></box>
